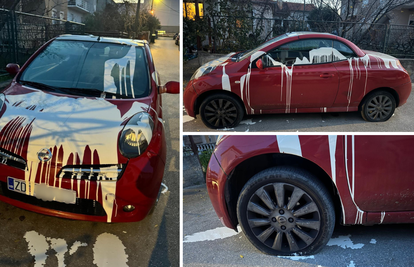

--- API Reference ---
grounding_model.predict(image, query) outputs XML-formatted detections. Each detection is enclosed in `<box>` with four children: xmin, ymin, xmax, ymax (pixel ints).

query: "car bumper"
<box><xmin>206</xmin><ymin>152</ymin><xmax>235</xmax><ymax>229</ymax></box>
<box><xmin>183</xmin><ymin>81</ymin><xmax>198</xmax><ymax>118</ymax></box>
<box><xmin>396</xmin><ymin>81</ymin><xmax>412</xmax><ymax>107</ymax></box>
<box><xmin>0</xmin><ymin>122</ymin><xmax>166</xmax><ymax>223</ymax></box>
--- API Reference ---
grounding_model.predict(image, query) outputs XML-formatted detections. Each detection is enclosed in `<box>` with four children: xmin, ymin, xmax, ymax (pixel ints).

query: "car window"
<box><xmin>237</xmin><ymin>34</ymin><xmax>288</xmax><ymax>62</ymax></box>
<box><xmin>20</xmin><ymin>40</ymin><xmax>150</xmax><ymax>98</ymax></box>
<box><xmin>333</xmin><ymin>40</ymin><xmax>357</xmax><ymax>59</ymax></box>
<box><xmin>266</xmin><ymin>39</ymin><xmax>334</xmax><ymax>66</ymax></box>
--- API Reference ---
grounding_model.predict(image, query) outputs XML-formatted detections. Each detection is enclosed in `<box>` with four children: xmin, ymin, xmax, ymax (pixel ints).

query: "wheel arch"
<box><xmin>224</xmin><ymin>152</ymin><xmax>343</xmax><ymax>229</ymax></box>
<box><xmin>194</xmin><ymin>89</ymin><xmax>247</xmax><ymax>116</ymax></box>
<box><xmin>359</xmin><ymin>87</ymin><xmax>400</xmax><ymax>109</ymax></box>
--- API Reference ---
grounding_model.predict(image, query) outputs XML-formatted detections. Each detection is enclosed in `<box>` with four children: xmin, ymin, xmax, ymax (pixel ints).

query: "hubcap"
<box><xmin>367</xmin><ymin>95</ymin><xmax>392</xmax><ymax>121</ymax></box>
<box><xmin>204</xmin><ymin>99</ymin><xmax>237</xmax><ymax>128</ymax></box>
<box><xmin>246</xmin><ymin>183</ymin><xmax>321</xmax><ymax>252</ymax></box>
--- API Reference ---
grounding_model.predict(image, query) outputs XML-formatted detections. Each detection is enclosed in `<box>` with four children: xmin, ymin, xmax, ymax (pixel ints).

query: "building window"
<box><xmin>52</xmin><ymin>8</ymin><xmax>58</xmax><ymax>24</ymax></box>
<box><xmin>183</xmin><ymin>1</ymin><xmax>204</xmax><ymax>20</ymax></box>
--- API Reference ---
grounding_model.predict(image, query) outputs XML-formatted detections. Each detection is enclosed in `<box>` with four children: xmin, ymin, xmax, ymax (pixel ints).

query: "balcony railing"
<box><xmin>68</xmin><ymin>0</ymin><xmax>95</xmax><ymax>13</ymax></box>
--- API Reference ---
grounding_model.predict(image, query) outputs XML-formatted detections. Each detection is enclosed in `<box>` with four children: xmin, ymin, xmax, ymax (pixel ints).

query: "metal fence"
<box><xmin>183</xmin><ymin>143</ymin><xmax>216</xmax><ymax>156</ymax></box>
<box><xmin>0</xmin><ymin>8</ymin><xmax>85</xmax><ymax>73</ymax></box>
<box><xmin>208</xmin><ymin>16</ymin><xmax>414</xmax><ymax>58</ymax></box>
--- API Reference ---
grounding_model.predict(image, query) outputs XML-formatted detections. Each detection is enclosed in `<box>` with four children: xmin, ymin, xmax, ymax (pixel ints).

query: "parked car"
<box><xmin>207</xmin><ymin>135</ymin><xmax>414</xmax><ymax>255</ymax></box>
<box><xmin>184</xmin><ymin>32</ymin><xmax>412</xmax><ymax>129</ymax></box>
<box><xmin>0</xmin><ymin>35</ymin><xmax>179</xmax><ymax>223</ymax></box>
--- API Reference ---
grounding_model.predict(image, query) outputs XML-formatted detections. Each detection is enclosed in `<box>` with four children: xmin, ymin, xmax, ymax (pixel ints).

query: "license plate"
<box><xmin>7</xmin><ymin>177</ymin><xmax>76</xmax><ymax>204</ymax></box>
<box><xmin>7</xmin><ymin>177</ymin><xmax>28</xmax><ymax>194</ymax></box>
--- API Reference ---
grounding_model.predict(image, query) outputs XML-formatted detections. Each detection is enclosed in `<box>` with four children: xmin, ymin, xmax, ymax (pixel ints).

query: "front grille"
<box><xmin>0</xmin><ymin>182</ymin><xmax>106</xmax><ymax>216</ymax></box>
<box><xmin>58</xmin><ymin>164</ymin><xmax>124</xmax><ymax>181</ymax></box>
<box><xmin>0</xmin><ymin>148</ymin><xmax>27</xmax><ymax>170</ymax></box>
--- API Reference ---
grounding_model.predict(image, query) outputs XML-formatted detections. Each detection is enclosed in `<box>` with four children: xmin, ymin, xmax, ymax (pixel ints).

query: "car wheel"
<box><xmin>199</xmin><ymin>93</ymin><xmax>244</xmax><ymax>129</ymax></box>
<box><xmin>237</xmin><ymin>167</ymin><xmax>335</xmax><ymax>256</ymax></box>
<box><xmin>360</xmin><ymin>90</ymin><xmax>396</xmax><ymax>122</ymax></box>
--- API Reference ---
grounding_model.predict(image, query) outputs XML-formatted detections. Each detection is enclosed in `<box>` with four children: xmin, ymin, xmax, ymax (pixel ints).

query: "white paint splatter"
<box><xmin>221</xmin><ymin>63</ymin><xmax>231</xmax><ymax>91</ymax></box>
<box><xmin>278</xmin><ymin>255</ymin><xmax>315</xmax><ymax>260</ymax></box>
<box><xmin>240</xmin><ymin>119</ymin><xmax>256</xmax><ymax>125</ymax></box>
<box><xmin>24</xmin><ymin>231</ymin><xmax>49</xmax><ymax>267</ymax></box>
<box><xmin>327</xmin><ymin>235</ymin><xmax>364</xmax><ymax>249</ymax></box>
<box><xmin>370</xmin><ymin>239</ymin><xmax>377</xmax><ymax>244</ymax></box>
<box><xmin>380</xmin><ymin>211</ymin><xmax>386</xmax><ymax>224</ymax></box>
<box><xmin>47</xmin><ymin>237</ymin><xmax>68</xmax><ymax>267</ymax></box>
<box><xmin>348</xmin><ymin>260</ymin><xmax>356</xmax><ymax>267</ymax></box>
<box><xmin>276</xmin><ymin>135</ymin><xmax>302</xmax><ymax>157</ymax></box>
<box><xmin>69</xmin><ymin>241</ymin><xmax>87</xmax><ymax>255</ymax></box>
<box><xmin>184</xmin><ymin>226</ymin><xmax>242</xmax><ymax>243</ymax></box>
<box><xmin>93</xmin><ymin>233</ymin><xmax>128</xmax><ymax>267</ymax></box>
<box><xmin>161</xmin><ymin>183</ymin><xmax>168</xmax><ymax>194</ymax></box>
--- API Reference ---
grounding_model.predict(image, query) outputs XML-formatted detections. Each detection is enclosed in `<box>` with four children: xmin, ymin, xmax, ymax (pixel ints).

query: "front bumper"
<box><xmin>183</xmin><ymin>80</ymin><xmax>198</xmax><ymax>118</ymax></box>
<box><xmin>0</xmin><ymin>122</ymin><xmax>166</xmax><ymax>223</ymax></box>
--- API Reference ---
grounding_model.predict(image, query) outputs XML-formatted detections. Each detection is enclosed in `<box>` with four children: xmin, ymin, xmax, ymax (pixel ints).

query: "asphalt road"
<box><xmin>183</xmin><ymin>84</ymin><xmax>414</xmax><ymax>132</ymax></box>
<box><xmin>0</xmin><ymin>37</ymin><xmax>180</xmax><ymax>267</ymax></box>
<box><xmin>183</xmin><ymin>185</ymin><xmax>414</xmax><ymax>267</ymax></box>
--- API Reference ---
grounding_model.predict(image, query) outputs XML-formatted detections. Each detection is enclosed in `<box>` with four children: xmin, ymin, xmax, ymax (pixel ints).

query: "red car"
<box><xmin>0</xmin><ymin>35</ymin><xmax>178</xmax><ymax>222</ymax></box>
<box><xmin>184</xmin><ymin>32</ymin><xmax>411</xmax><ymax>129</ymax></box>
<box><xmin>207</xmin><ymin>135</ymin><xmax>414</xmax><ymax>255</ymax></box>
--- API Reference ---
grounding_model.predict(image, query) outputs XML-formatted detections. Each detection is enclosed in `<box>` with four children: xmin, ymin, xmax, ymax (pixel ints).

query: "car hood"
<box><xmin>0</xmin><ymin>86</ymin><xmax>150</xmax><ymax>165</ymax></box>
<box><xmin>191</xmin><ymin>52</ymin><xmax>236</xmax><ymax>80</ymax></box>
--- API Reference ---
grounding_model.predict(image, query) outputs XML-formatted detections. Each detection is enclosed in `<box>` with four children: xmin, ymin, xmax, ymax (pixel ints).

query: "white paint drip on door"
<box><xmin>93</xmin><ymin>233</ymin><xmax>128</xmax><ymax>267</ymax></box>
<box><xmin>184</xmin><ymin>226</ymin><xmax>242</xmax><ymax>243</ymax></box>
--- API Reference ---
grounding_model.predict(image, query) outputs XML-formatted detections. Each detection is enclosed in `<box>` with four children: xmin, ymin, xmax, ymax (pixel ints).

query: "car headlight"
<box><xmin>119</xmin><ymin>112</ymin><xmax>154</xmax><ymax>158</ymax></box>
<box><xmin>190</xmin><ymin>66</ymin><xmax>217</xmax><ymax>81</ymax></box>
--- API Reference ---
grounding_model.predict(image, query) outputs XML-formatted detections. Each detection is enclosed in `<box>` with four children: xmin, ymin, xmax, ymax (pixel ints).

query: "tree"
<box><xmin>307</xmin><ymin>6</ymin><xmax>340</xmax><ymax>33</ymax></box>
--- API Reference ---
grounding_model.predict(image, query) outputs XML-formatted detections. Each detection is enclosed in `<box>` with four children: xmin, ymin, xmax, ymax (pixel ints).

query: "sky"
<box><xmin>114</xmin><ymin>0</ymin><xmax>179</xmax><ymax>26</ymax></box>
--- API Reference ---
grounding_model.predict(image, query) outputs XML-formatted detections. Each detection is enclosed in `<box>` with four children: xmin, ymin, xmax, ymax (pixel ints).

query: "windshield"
<box><xmin>20</xmin><ymin>40</ymin><xmax>150</xmax><ymax>98</ymax></box>
<box><xmin>237</xmin><ymin>34</ymin><xmax>288</xmax><ymax>62</ymax></box>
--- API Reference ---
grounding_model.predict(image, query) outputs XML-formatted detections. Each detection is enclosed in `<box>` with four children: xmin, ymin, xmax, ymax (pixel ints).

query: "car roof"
<box><xmin>56</xmin><ymin>34</ymin><xmax>147</xmax><ymax>46</ymax></box>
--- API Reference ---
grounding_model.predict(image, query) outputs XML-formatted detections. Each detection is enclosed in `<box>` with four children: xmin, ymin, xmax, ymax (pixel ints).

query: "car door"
<box><xmin>249</xmin><ymin>38</ymin><xmax>340</xmax><ymax>111</ymax></box>
<box><xmin>346</xmin><ymin>135</ymin><xmax>414</xmax><ymax>211</ymax></box>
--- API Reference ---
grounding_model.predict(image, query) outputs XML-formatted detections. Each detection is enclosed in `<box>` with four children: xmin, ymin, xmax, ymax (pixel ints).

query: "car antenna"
<box><xmin>97</xmin><ymin>36</ymin><xmax>101</xmax><ymax>42</ymax></box>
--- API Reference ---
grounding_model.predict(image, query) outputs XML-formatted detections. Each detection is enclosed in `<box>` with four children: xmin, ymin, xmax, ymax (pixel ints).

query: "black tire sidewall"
<box><xmin>199</xmin><ymin>93</ymin><xmax>244</xmax><ymax>129</ymax></box>
<box><xmin>237</xmin><ymin>167</ymin><xmax>335</xmax><ymax>256</ymax></box>
<box><xmin>361</xmin><ymin>90</ymin><xmax>396</xmax><ymax>122</ymax></box>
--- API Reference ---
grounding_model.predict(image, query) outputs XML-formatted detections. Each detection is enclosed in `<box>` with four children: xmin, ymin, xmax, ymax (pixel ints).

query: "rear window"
<box><xmin>20</xmin><ymin>40</ymin><xmax>150</xmax><ymax>98</ymax></box>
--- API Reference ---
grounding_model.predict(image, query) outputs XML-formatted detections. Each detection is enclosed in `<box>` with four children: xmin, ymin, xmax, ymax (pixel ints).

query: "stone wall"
<box><xmin>183</xmin><ymin>155</ymin><xmax>205</xmax><ymax>188</ymax></box>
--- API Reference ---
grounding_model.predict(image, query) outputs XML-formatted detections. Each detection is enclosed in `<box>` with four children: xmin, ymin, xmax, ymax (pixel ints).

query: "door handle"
<box><xmin>320</xmin><ymin>73</ymin><xmax>334</xmax><ymax>78</ymax></box>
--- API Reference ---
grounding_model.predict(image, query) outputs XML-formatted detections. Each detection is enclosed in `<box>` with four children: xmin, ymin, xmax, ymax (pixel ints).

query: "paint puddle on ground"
<box><xmin>161</xmin><ymin>183</ymin><xmax>169</xmax><ymax>194</ymax></box>
<box><xmin>24</xmin><ymin>230</ymin><xmax>128</xmax><ymax>267</ymax></box>
<box><xmin>93</xmin><ymin>233</ymin><xmax>128</xmax><ymax>267</ymax></box>
<box><xmin>327</xmin><ymin>235</ymin><xmax>364</xmax><ymax>249</ymax></box>
<box><xmin>184</xmin><ymin>226</ymin><xmax>242</xmax><ymax>243</ymax></box>
<box><xmin>278</xmin><ymin>255</ymin><xmax>315</xmax><ymax>261</ymax></box>
<box><xmin>240</xmin><ymin>119</ymin><xmax>256</xmax><ymax>125</ymax></box>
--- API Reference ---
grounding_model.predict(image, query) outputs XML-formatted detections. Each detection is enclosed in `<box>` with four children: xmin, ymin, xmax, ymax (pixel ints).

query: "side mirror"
<box><xmin>6</xmin><ymin>63</ymin><xmax>20</xmax><ymax>76</ymax></box>
<box><xmin>256</xmin><ymin>59</ymin><xmax>264</xmax><ymax>70</ymax></box>
<box><xmin>159</xmin><ymin>81</ymin><xmax>179</xmax><ymax>94</ymax></box>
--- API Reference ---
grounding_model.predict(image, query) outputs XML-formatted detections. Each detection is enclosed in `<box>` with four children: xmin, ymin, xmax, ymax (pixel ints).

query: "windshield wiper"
<box><xmin>59</xmin><ymin>88</ymin><xmax>134</xmax><ymax>99</ymax></box>
<box><xmin>19</xmin><ymin>80</ymin><xmax>61</xmax><ymax>92</ymax></box>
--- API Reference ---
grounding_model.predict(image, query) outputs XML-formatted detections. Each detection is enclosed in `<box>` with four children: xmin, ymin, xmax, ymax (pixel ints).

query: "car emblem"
<box><xmin>38</xmin><ymin>148</ymin><xmax>52</xmax><ymax>162</ymax></box>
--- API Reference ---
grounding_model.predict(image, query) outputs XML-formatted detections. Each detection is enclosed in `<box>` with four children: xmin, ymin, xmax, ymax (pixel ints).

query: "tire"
<box><xmin>199</xmin><ymin>93</ymin><xmax>244</xmax><ymax>129</ymax></box>
<box><xmin>360</xmin><ymin>90</ymin><xmax>396</xmax><ymax>122</ymax></box>
<box><xmin>236</xmin><ymin>167</ymin><xmax>335</xmax><ymax>256</ymax></box>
